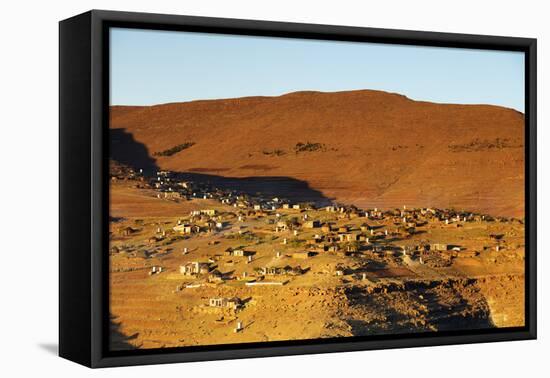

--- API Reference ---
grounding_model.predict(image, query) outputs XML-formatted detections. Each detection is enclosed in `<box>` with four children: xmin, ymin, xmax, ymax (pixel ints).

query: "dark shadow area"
<box><xmin>221</xmin><ymin>270</ymin><xmax>235</xmax><ymax>279</ymax></box>
<box><xmin>177</xmin><ymin>172</ymin><xmax>333</xmax><ymax>206</ymax></box>
<box><xmin>110</xmin><ymin>315</ymin><xmax>138</xmax><ymax>351</ymax></box>
<box><xmin>411</xmin><ymin>230</ymin><xmax>427</xmax><ymax>236</ymax></box>
<box><xmin>38</xmin><ymin>343</ymin><xmax>58</xmax><ymax>355</ymax></box>
<box><xmin>110</xmin><ymin>128</ymin><xmax>159</xmax><ymax>175</ymax></box>
<box><xmin>364</xmin><ymin>259</ymin><xmax>388</xmax><ymax>270</ymax></box>
<box><xmin>343</xmin><ymin>281</ymin><xmax>494</xmax><ymax>337</ymax></box>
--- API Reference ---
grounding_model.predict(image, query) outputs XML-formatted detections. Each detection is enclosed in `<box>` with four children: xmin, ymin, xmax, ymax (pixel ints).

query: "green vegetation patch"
<box><xmin>294</xmin><ymin>141</ymin><xmax>326</xmax><ymax>153</ymax></box>
<box><xmin>448</xmin><ymin>138</ymin><xmax>522</xmax><ymax>152</ymax></box>
<box><xmin>153</xmin><ymin>142</ymin><xmax>196</xmax><ymax>157</ymax></box>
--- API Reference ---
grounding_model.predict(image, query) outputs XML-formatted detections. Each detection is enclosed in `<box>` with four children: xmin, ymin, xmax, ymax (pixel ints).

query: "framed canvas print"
<box><xmin>59</xmin><ymin>10</ymin><xmax>537</xmax><ymax>368</ymax></box>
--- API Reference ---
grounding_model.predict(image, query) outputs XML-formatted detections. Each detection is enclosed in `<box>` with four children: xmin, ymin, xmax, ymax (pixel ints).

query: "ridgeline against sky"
<box><xmin>110</xmin><ymin>28</ymin><xmax>525</xmax><ymax>112</ymax></box>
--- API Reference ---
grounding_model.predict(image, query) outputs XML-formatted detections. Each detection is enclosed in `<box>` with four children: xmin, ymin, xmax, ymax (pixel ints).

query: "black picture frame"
<box><xmin>59</xmin><ymin>9</ymin><xmax>537</xmax><ymax>368</ymax></box>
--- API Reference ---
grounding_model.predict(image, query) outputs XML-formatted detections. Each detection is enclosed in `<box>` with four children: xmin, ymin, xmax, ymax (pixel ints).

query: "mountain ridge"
<box><xmin>110</xmin><ymin>89</ymin><xmax>525</xmax><ymax>217</ymax></box>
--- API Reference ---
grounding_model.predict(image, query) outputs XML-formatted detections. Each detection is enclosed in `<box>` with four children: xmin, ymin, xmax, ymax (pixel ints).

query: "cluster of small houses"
<box><xmin>178</xmin><ymin>258</ymin><xmax>306</xmax><ymax>283</ymax></box>
<box><xmin>147</xmin><ymin>170</ymin><xmax>290</xmax><ymax>211</ymax></box>
<box><xmin>191</xmin><ymin>201</ymin><xmax>506</xmax><ymax>273</ymax></box>
<box><xmin>117</xmin><ymin>169</ymin><xmax>516</xmax><ymax>236</ymax></box>
<box><xmin>113</xmin><ymin>169</ymin><xmax>511</xmax><ymax>271</ymax></box>
<box><xmin>267</xmin><ymin>205</ymin><xmax>499</xmax><ymax>259</ymax></box>
<box><xmin>114</xmin><ymin>167</ymin><xmax>518</xmax><ymax>224</ymax></box>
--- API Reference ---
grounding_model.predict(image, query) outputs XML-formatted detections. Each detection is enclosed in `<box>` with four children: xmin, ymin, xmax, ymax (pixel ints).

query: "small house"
<box><xmin>292</xmin><ymin>251</ymin><xmax>313</xmax><ymax>259</ymax></box>
<box><xmin>338</xmin><ymin>225</ymin><xmax>350</xmax><ymax>233</ymax></box>
<box><xmin>308</xmin><ymin>235</ymin><xmax>323</xmax><ymax>244</ymax></box>
<box><xmin>208</xmin><ymin>270</ymin><xmax>225</xmax><ymax>283</ymax></box>
<box><xmin>324</xmin><ymin>244</ymin><xmax>340</xmax><ymax>252</ymax></box>
<box><xmin>180</xmin><ymin>261</ymin><xmax>211</xmax><ymax>275</ymax></box>
<box><xmin>173</xmin><ymin>224</ymin><xmax>200</xmax><ymax>234</ymax></box>
<box><xmin>304</xmin><ymin>220</ymin><xmax>321</xmax><ymax>229</ymax></box>
<box><xmin>360</xmin><ymin>223</ymin><xmax>373</xmax><ymax>232</ymax></box>
<box><xmin>164</xmin><ymin>191</ymin><xmax>182</xmax><ymax>199</ymax></box>
<box><xmin>233</xmin><ymin>249</ymin><xmax>246</xmax><ymax>257</ymax></box>
<box><xmin>119</xmin><ymin>226</ymin><xmax>136</xmax><ymax>236</ymax></box>
<box><xmin>431</xmin><ymin>243</ymin><xmax>449</xmax><ymax>252</ymax></box>
<box><xmin>191</xmin><ymin>209</ymin><xmax>217</xmax><ymax>216</ymax></box>
<box><xmin>338</xmin><ymin>233</ymin><xmax>360</xmax><ymax>242</ymax></box>
<box><xmin>225</xmin><ymin>248</ymin><xmax>254</xmax><ymax>257</ymax></box>
<box><xmin>209</xmin><ymin>297</ymin><xmax>243</xmax><ymax>310</ymax></box>
<box><xmin>321</xmin><ymin>224</ymin><xmax>332</xmax><ymax>233</ymax></box>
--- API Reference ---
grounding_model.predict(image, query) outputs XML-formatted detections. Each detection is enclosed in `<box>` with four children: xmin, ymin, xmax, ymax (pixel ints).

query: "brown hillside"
<box><xmin>110</xmin><ymin>90</ymin><xmax>525</xmax><ymax>217</ymax></box>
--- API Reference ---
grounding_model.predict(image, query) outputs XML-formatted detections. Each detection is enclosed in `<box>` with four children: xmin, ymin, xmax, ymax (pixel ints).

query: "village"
<box><xmin>109</xmin><ymin>163</ymin><xmax>526</xmax><ymax>349</ymax></box>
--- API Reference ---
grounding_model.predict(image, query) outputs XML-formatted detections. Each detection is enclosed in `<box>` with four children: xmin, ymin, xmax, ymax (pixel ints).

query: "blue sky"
<box><xmin>110</xmin><ymin>28</ymin><xmax>525</xmax><ymax>112</ymax></box>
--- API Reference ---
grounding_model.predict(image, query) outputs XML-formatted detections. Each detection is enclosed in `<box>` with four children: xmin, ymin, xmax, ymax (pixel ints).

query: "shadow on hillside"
<box><xmin>110</xmin><ymin>128</ymin><xmax>159</xmax><ymax>175</ymax></box>
<box><xmin>110</xmin><ymin>129</ymin><xmax>333</xmax><ymax>206</ymax></box>
<box><xmin>177</xmin><ymin>172</ymin><xmax>334</xmax><ymax>206</ymax></box>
